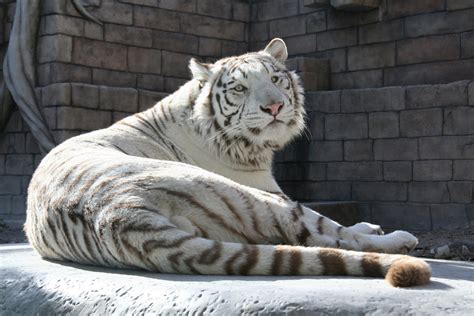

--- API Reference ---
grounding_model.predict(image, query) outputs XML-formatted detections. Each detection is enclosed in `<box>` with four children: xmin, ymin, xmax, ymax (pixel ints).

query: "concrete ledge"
<box><xmin>1</xmin><ymin>244</ymin><xmax>473</xmax><ymax>314</ymax></box>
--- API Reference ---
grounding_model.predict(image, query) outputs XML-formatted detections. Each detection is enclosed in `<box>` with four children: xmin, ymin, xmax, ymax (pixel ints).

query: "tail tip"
<box><xmin>386</xmin><ymin>257</ymin><xmax>431</xmax><ymax>287</ymax></box>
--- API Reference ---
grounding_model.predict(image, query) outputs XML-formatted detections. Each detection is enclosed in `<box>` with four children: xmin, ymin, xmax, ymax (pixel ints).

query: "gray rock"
<box><xmin>1</xmin><ymin>244</ymin><xmax>473</xmax><ymax>315</ymax></box>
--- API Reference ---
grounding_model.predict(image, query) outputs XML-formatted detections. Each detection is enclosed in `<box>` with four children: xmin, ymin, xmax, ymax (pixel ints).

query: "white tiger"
<box><xmin>25</xmin><ymin>39</ymin><xmax>431</xmax><ymax>287</ymax></box>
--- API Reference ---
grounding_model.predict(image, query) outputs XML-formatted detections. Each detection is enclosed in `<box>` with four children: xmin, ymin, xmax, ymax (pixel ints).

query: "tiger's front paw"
<box><xmin>350</xmin><ymin>222</ymin><xmax>384</xmax><ymax>235</ymax></box>
<box><xmin>386</xmin><ymin>230</ymin><xmax>418</xmax><ymax>254</ymax></box>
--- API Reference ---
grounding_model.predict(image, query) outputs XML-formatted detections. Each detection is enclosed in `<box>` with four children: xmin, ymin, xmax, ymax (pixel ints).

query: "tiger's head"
<box><xmin>189</xmin><ymin>38</ymin><xmax>306</xmax><ymax>166</ymax></box>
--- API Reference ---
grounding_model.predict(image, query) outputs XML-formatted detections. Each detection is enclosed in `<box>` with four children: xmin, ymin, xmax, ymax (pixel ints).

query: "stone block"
<box><xmin>343</xmin><ymin>140</ymin><xmax>373</xmax><ymax>161</ymax></box>
<box><xmin>413</xmin><ymin>160</ymin><xmax>452</xmax><ymax>181</ymax></box>
<box><xmin>84</xmin><ymin>21</ymin><xmax>104</xmax><ymax>40</ymax></box>
<box><xmin>105</xmin><ymin>24</ymin><xmax>152</xmax><ymax>47</ymax></box>
<box><xmin>444</xmin><ymin>107</ymin><xmax>474</xmax><ymax>135</ymax></box>
<box><xmin>304</xmin><ymin>182</ymin><xmax>352</xmax><ymax>201</ymax></box>
<box><xmin>299</xmin><ymin>70</ymin><xmax>329</xmax><ymax>91</ymax></box>
<box><xmin>134</xmin><ymin>6</ymin><xmax>180</xmax><ymax>32</ymax></box>
<box><xmin>431</xmin><ymin>204</ymin><xmax>469</xmax><ymax>230</ymax></box>
<box><xmin>71</xmin><ymin>83</ymin><xmax>99</xmax><ymax>109</ymax></box>
<box><xmin>0</xmin><ymin>134</ymin><xmax>25</xmax><ymax>154</ymax></box>
<box><xmin>310</xmin><ymin>48</ymin><xmax>347</xmax><ymax>73</ymax></box>
<box><xmin>461</xmin><ymin>31</ymin><xmax>474</xmax><ymax>58</ymax></box>
<box><xmin>352</xmin><ymin>182</ymin><xmax>407</xmax><ymax>201</ymax></box>
<box><xmin>374</xmin><ymin>139</ymin><xmax>418</xmax><ymax>161</ymax></box>
<box><xmin>384</xmin><ymin>0</ymin><xmax>444</xmax><ymax>19</ymax></box>
<box><xmin>43</xmin><ymin>108</ymin><xmax>57</xmax><ymax>130</ymax></box>
<box><xmin>137</xmin><ymin>74</ymin><xmax>165</xmax><ymax>91</ymax></box>
<box><xmin>307</xmin><ymin>163</ymin><xmax>327</xmax><ymax>181</ymax></box>
<box><xmin>49</xmin><ymin>63</ymin><xmax>92</xmax><ymax>85</ymax></box>
<box><xmin>92</xmin><ymin>69</ymin><xmax>137</xmax><ymax>88</ymax></box>
<box><xmin>119</xmin><ymin>0</ymin><xmax>157</xmax><ymax>6</ymax></box>
<box><xmin>257</xmin><ymin>0</ymin><xmax>299</xmax><ymax>21</ymax></box>
<box><xmin>284</xmin><ymin>34</ymin><xmax>317</xmax><ymax>55</ymax></box>
<box><xmin>87</xmin><ymin>1</ymin><xmax>133</xmax><ymax>25</ymax></box>
<box><xmin>307</xmin><ymin>11</ymin><xmax>326</xmax><ymax>33</ymax></box>
<box><xmin>384</xmin><ymin>60</ymin><xmax>474</xmax><ymax>87</ymax></box>
<box><xmin>5</xmin><ymin>154</ymin><xmax>33</xmax><ymax>175</ymax></box>
<box><xmin>152</xmin><ymin>31</ymin><xmax>199</xmax><ymax>54</ymax></box>
<box><xmin>409</xmin><ymin>182</ymin><xmax>450</xmax><ymax>203</ymax></box>
<box><xmin>358</xmin><ymin>19</ymin><xmax>403</xmax><ymax>44</ymax></box>
<box><xmin>325</xmin><ymin>114</ymin><xmax>368</xmax><ymax>140</ymax></box>
<box><xmin>419</xmin><ymin>136</ymin><xmax>474</xmax><ymax>160</ymax></box>
<box><xmin>0</xmin><ymin>196</ymin><xmax>11</xmax><ymax>215</ymax></box>
<box><xmin>180</xmin><ymin>14</ymin><xmax>245</xmax><ymax>41</ymax></box>
<box><xmin>197</xmin><ymin>0</ymin><xmax>232</xmax><ymax>19</ymax></box>
<box><xmin>341</xmin><ymin>87</ymin><xmax>405</xmax><ymax>112</ymax></box>
<box><xmin>405</xmin><ymin>9</ymin><xmax>474</xmax><ymax>38</ymax></box>
<box><xmin>371</xmin><ymin>203</ymin><xmax>431</xmax><ymax>231</ymax></box>
<box><xmin>233</xmin><ymin>0</ymin><xmax>250</xmax><ymax>22</ymax></box>
<box><xmin>25</xmin><ymin>134</ymin><xmax>41</xmax><ymax>154</ymax></box>
<box><xmin>128</xmin><ymin>47</ymin><xmax>161</xmax><ymax>74</ymax></box>
<box><xmin>250</xmin><ymin>22</ymin><xmax>269</xmax><ymax>42</ymax></box>
<box><xmin>0</xmin><ymin>176</ymin><xmax>22</xmax><ymax>194</ymax></box>
<box><xmin>162</xmin><ymin>51</ymin><xmax>193</xmax><ymax>78</ymax></box>
<box><xmin>327</xmin><ymin>162</ymin><xmax>382</xmax><ymax>181</ymax></box>
<box><xmin>199</xmin><ymin>38</ymin><xmax>221</xmax><ymax>57</ymax></box>
<box><xmin>304</xmin><ymin>0</ymin><xmax>330</xmax><ymax>8</ymax></box>
<box><xmin>308</xmin><ymin>141</ymin><xmax>343</xmax><ymax>161</ymax></box>
<box><xmin>331</xmin><ymin>70</ymin><xmax>383</xmax><ymax>89</ymax></box>
<box><xmin>37</xmin><ymin>35</ymin><xmax>72</xmax><ymax>63</ymax></box>
<box><xmin>41</xmin><ymin>0</ymin><xmax>67</xmax><ymax>15</ymax></box>
<box><xmin>470</xmin><ymin>82</ymin><xmax>474</xmax><ymax>106</ymax></box>
<box><xmin>73</xmin><ymin>38</ymin><xmax>127</xmax><ymax>71</ymax></box>
<box><xmin>306</xmin><ymin>111</ymin><xmax>325</xmax><ymax>140</ymax></box>
<box><xmin>53</xmin><ymin>130</ymin><xmax>83</xmax><ymax>144</ymax></box>
<box><xmin>447</xmin><ymin>0</ymin><xmax>474</xmax><ymax>10</ymax></box>
<box><xmin>112</xmin><ymin>111</ymin><xmax>130</xmax><ymax>123</ymax></box>
<box><xmin>400</xmin><ymin>109</ymin><xmax>443</xmax><ymax>137</ymax></box>
<box><xmin>406</xmin><ymin>81</ymin><xmax>468</xmax><ymax>109</ymax></box>
<box><xmin>100</xmin><ymin>87</ymin><xmax>138</xmax><ymax>113</ymax></box>
<box><xmin>467</xmin><ymin>204</ymin><xmax>474</xmax><ymax>227</ymax></box>
<box><xmin>138</xmin><ymin>91</ymin><xmax>169</xmax><ymax>111</ymax></box>
<box><xmin>348</xmin><ymin>43</ymin><xmax>395</xmax><ymax>71</ymax></box>
<box><xmin>397</xmin><ymin>34</ymin><xmax>460</xmax><ymax>66</ymax></box>
<box><xmin>453</xmin><ymin>160</ymin><xmax>474</xmax><ymax>180</ymax></box>
<box><xmin>448</xmin><ymin>182</ymin><xmax>473</xmax><ymax>203</ymax></box>
<box><xmin>3</xmin><ymin>111</ymin><xmax>22</xmax><ymax>133</ymax></box>
<box><xmin>41</xmin><ymin>83</ymin><xmax>71</xmax><ymax>107</ymax></box>
<box><xmin>317</xmin><ymin>28</ymin><xmax>357</xmax><ymax>51</ymax></box>
<box><xmin>41</xmin><ymin>14</ymin><xmax>83</xmax><ymax>37</ymax></box>
<box><xmin>157</xmin><ymin>0</ymin><xmax>196</xmax><ymax>12</ymax></box>
<box><xmin>57</xmin><ymin>107</ymin><xmax>112</xmax><ymax>131</ymax></box>
<box><xmin>221</xmin><ymin>41</ymin><xmax>248</xmax><ymax>56</ymax></box>
<box><xmin>0</xmin><ymin>154</ymin><xmax>4</xmax><ymax>173</ymax></box>
<box><xmin>165</xmin><ymin>77</ymin><xmax>188</xmax><ymax>93</ymax></box>
<box><xmin>368</xmin><ymin>112</ymin><xmax>399</xmax><ymax>138</ymax></box>
<box><xmin>269</xmin><ymin>16</ymin><xmax>306</xmax><ymax>38</ymax></box>
<box><xmin>383</xmin><ymin>161</ymin><xmax>412</xmax><ymax>181</ymax></box>
<box><xmin>330</xmin><ymin>0</ymin><xmax>380</xmax><ymax>11</ymax></box>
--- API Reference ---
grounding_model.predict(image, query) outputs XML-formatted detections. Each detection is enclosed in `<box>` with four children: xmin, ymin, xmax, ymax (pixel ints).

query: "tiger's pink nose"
<box><xmin>260</xmin><ymin>102</ymin><xmax>283</xmax><ymax>116</ymax></box>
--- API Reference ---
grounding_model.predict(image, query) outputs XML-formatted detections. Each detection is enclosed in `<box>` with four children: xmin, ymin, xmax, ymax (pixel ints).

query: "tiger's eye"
<box><xmin>271</xmin><ymin>76</ymin><xmax>279</xmax><ymax>83</ymax></box>
<box><xmin>234</xmin><ymin>84</ymin><xmax>245</xmax><ymax>92</ymax></box>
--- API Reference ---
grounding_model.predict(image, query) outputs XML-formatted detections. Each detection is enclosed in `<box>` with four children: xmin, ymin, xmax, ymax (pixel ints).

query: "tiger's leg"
<box><xmin>348</xmin><ymin>222</ymin><xmax>384</xmax><ymax>235</ymax></box>
<box><xmin>143</xmin><ymin>169</ymin><xmax>417</xmax><ymax>255</ymax></box>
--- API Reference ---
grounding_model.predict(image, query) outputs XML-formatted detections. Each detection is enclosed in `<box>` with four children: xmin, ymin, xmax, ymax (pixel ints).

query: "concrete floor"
<box><xmin>1</xmin><ymin>244</ymin><xmax>473</xmax><ymax>315</ymax></box>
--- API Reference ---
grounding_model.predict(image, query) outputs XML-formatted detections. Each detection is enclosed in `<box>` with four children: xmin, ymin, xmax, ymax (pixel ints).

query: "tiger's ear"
<box><xmin>263</xmin><ymin>38</ymin><xmax>288</xmax><ymax>63</ymax></box>
<box><xmin>189</xmin><ymin>58</ymin><xmax>211</xmax><ymax>83</ymax></box>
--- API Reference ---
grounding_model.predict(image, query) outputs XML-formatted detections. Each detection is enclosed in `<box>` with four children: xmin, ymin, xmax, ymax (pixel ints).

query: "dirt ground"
<box><xmin>1</xmin><ymin>221</ymin><xmax>473</xmax><ymax>261</ymax></box>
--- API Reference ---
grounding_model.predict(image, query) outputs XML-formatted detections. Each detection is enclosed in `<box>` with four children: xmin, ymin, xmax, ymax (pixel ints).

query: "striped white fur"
<box><xmin>25</xmin><ymin>39</ymin><xmax>431</xmax><ymax>287</ymax></box>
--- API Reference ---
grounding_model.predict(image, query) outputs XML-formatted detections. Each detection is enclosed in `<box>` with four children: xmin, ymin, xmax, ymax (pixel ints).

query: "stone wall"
<box><xmin>1</xmin><ymin>0</ymin><xmax>473</xmax><ymax>231</ymax></box>
<box><xmin>250</xmin><ymin>0</ymin><xmax>474</xmax><ymax>89</ymax></box>
<box><xmin>276</xmin><ymin>80</ymin><xmax>474</xmax><ymax>230</ymax></box>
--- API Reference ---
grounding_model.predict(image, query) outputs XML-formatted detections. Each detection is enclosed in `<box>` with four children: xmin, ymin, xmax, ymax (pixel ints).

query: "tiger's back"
<box><xmin>25</xmin><ymin>39</ymin><xmax>431</xmax><ymax>287</ymax></box>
